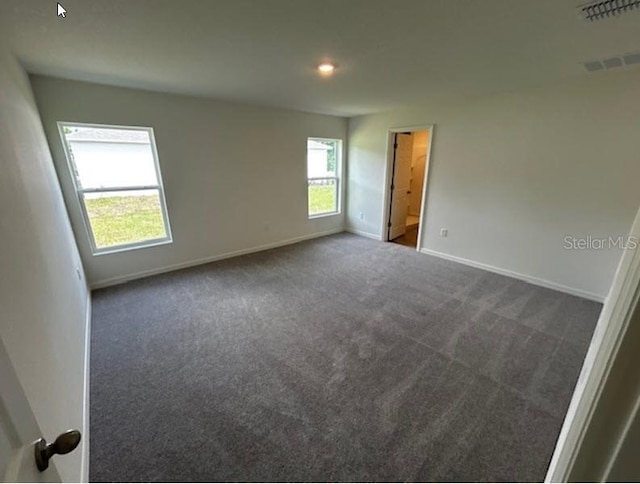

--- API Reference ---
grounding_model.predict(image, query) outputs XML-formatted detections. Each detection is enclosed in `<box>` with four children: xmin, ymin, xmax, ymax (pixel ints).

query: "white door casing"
<box><xmin>546</xmin><ymin>203</ymin><xmax>640</xmax><ymax>481</ymax></box>
<box><xmin>388</xmin><ymin>133</ymin><xmax>413</xmax><ymax>240</ymax></box>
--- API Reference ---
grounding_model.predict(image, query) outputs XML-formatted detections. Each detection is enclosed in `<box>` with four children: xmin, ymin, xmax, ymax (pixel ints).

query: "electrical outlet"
<box><xmin>359</xmin><ymin>212</ymin><xmax>364</xmax><ymax>220</ymax></box>
<box><xmin>440</xmin><ymin>228</ymin><xmax>448</xmax><ymax>237</ymax></box>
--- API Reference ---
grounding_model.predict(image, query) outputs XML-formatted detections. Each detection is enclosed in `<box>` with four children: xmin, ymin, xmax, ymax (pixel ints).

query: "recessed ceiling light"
<box><xmin>317</xmin><ymin>62</ymin><xmax>336</xmax><ymax>76</ymax></box>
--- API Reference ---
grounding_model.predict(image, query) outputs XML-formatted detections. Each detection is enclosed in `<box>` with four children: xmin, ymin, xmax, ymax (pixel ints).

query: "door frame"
<box><xmin>545</xmin><ymin>204</ymin><xmax>640</xmax><ymax>481</ymax></box>
<box><xmin>382</xmin><ymin>124</ymin><xmax>435</xmax><ymax>251</ymax></box>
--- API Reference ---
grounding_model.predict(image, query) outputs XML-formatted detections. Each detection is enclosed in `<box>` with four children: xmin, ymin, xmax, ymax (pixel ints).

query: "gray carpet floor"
<box><xmin>90</xmin><ymin>233</ymin><xmax>601</xmax><ymax>482</ymax></box>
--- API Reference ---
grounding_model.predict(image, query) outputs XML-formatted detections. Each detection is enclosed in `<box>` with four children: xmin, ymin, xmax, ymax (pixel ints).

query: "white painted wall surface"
<box><xmin>0</xmin><ymin>50</ymin><xmax>89</xmax><ymax>482</ymax></box>
<box><xmin>347</xmin><ymin>68</ymin><xmax>640</xmax><ymax>300</ymax></box>
<box><xmin>31</xmin><ymin>76</ymin><xmax>347</xmax><ymax>287</ymax></box>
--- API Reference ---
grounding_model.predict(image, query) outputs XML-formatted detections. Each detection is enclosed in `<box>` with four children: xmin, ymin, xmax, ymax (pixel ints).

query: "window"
<box><xmin>58</xmin><ymin>123</ymin><xmax>172</xmax><ymax>254</ymax></box>
<box><xmin>307</xmin><ymin>138</ymin><xmax>342</xmax><ymax>217</ymax></box>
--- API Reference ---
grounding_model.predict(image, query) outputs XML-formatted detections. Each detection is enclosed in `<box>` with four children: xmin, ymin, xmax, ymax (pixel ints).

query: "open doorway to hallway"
<box><xmin>386</xmin><ymin>128</ymin><xmax>432</xmax><ymax>249</ymax></box>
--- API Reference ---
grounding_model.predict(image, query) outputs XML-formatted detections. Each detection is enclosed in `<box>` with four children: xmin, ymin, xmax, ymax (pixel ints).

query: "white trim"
<box><xmin>415</xmin><ymin>126</ymin><xmax>435</xmax><ymax>252</ymax></box>
<box><xmin>382</xmin><ymin>125</ymin><xmax>435</xmax><ymax>246</ymax></box>
<box><xmin>66</xmin><ymin>138</ymin><xmax>149</xmax><ymax>145</ymax></box>
<box><xmin>57</xmin><ymin>122</ymin><xmax>174</xmax><ymax>256</ymax></box>
<box><xmin>91</xmin><ymin>238</ymin><xmax>172</xmax><ymax>257</ymax></box>
<box><xmin>420</xmin><ymin>247</ymin><xmax>605</xmax><ymax>302</ymax></box>
<box><xmin>345</xmin><ymin>228</ymin><xmax>383</xmax><ymax>241</ymax></box>
<box><xmin>307</xmin><ymin>137</ymin><xmax>343</xmax><ymax>218</ymax></box>
<box><xmin>79</xmin><ymin>186</ymin><xmax>160</xmax><ymax>194</ymax></box>
<box><xmin>309</xmin><ymin>211</ymin><xmax>340</xmax><ymax>220</ymax></box>
<box><xmin>91</xmin><ymin>228</ymin><xmax>344</xmax><ymax>289</ymax></box>
<box><xmin>545</xmin><ymin>205</ymin><xmax>640</xmax><ymax>482</ymax></box>
<box><xmin>80</xmin><ymin>292</ymin><xmax>91</xmax><ymax>483</ymax></box>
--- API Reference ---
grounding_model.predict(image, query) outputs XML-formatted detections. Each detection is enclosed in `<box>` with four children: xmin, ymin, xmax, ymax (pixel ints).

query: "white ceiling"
<box><xmin>2</xmin><ymin>0</ymin><xmax>640</xmax><ymax>116</ymax></box>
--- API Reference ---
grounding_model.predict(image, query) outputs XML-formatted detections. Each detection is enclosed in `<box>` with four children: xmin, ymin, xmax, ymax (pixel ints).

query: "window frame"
<box><xmin>306</xmin><ymin>137</ymin><xmax>342</xmax><ymax>219</ymax></box>
<box><xmin>57</xmin><ymin>121</ymin><xmax>173</xmax><ymax>256</ymax></box>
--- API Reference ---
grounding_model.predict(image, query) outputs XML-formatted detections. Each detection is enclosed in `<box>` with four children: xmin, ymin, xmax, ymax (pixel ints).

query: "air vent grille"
<box><xmin>623</xmin><ymin>53</ymin><xmax>640</xmax><ymax>65</ymax></box>
<box><xmin>583</xmin><ymin>52</ymin><xmax>640</xmax><ymax>72</ymax></box>
<box><xmin>603</xmin><ymin>57</ymin><xmax>624</xmax><ymax>68</ymax></box>
<box><xmin>579</xmin><ymin>0</ymin><xmax>640</xmax><ymax>21</ymax></box>
<box><xmin>584</xmin><ymin>61</ymin><xmax>604</xmax><ymax>72</ymax></box>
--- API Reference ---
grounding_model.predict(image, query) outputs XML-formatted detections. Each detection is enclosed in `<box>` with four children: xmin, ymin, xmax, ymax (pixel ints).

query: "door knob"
<box><xmin>34</xmin><ymin>429</ymin><xmax>81</xmax><ymax>471</ymax></box>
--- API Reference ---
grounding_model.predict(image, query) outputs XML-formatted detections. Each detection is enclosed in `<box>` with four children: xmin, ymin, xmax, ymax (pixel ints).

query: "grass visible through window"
<box><xmin>309</xmin><ymin>184</ymin><xmax>337</xmax><ymax>216</ymax></box>
<box><xmin>84</xmin><ymin>194</ymin><xmax>166</xmax><ymax>249</ymax></box>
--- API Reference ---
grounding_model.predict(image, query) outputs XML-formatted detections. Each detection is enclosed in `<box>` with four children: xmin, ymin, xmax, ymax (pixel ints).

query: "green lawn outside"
<box><xmin>309</xmin><ymin>185</ymin><xmax>337</xmax><ymax>216</ymax></box>
<box><xmin>85</xmin><ymin>187</ymin><xmax>334</xmax><ymax>249</ymax></box>
<box><xmin>85</xmin><ymin>194</ymin><xmax>166</xmax><ymax>248</ymax></box>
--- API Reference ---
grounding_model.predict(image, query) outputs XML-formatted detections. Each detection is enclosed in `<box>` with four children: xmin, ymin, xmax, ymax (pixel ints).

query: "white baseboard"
<box><xmin>420</xmin><ymin>248</ymin><xmax>605</xmax><ymax>302</ymax></box>
<box><xmin>345</xmin><ymin>227</ymin><xmax>383</xmax><ymax>241</ymax></box>
<box><xmin>80</xmin><ymin>291</ymin><xmax>91</xmax><ymax>482</ymax></box>
<box><xmin>91</xmin><ymin>228</ymin><xmax>344</xmax><ymax>289</ymax></box>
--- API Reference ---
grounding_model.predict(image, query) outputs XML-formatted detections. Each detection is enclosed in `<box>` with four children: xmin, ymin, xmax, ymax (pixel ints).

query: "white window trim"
<box><xmin>57</xmin><ymin>122</ymin><xmax>173</xmax><ymax>256</ymax></box>
<box><xmin>307</xmin><ymin>137</ymin><xmax>342</xmax><ymax>219</ymax></box>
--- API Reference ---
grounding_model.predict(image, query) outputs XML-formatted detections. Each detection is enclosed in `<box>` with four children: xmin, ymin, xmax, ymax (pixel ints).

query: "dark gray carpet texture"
<box><xmin>90</xmin><ymin>233</ymin><xmax>601</xmax><ymax>482</ymax></box>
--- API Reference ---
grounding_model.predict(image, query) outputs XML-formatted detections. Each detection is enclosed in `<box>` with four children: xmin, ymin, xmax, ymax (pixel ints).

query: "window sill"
<box><xmin>92</xmin><ymin>238</ymin><xmax>173</xmax><ymax>256</ymax></box>
<box><xmin>308</xmin><ymin>211</ymin><xmax>341</xmax><ymax>220</ymax></box>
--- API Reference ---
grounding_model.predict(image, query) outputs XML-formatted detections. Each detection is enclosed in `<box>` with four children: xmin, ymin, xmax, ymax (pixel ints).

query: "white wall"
<box><xmin>347</xmin><ymin>68</ymin><xmax>640</xmax><ymax>300</ymax></box>
<box><xmin>30</xmin><ymin>76</ymin><xmax>348</xmax><ymax>287</ymax></box>
<box><xmin>0</xmin><ymin>50</ymin><xmax>89</xmax><ymax>482</ymax></box>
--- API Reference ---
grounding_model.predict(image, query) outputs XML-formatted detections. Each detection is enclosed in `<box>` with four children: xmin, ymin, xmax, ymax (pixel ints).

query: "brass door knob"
<box><xmin>34</xmin><ymin>429</ymin><xmax>81</xmax><ymax>471</ymax></box>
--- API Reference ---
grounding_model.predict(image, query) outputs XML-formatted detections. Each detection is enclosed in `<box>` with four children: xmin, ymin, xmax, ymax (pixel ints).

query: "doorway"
<box><xmin>385</xmin><ymin>127</ymin><xmax>433</xmax><ymax>249</ymax></box>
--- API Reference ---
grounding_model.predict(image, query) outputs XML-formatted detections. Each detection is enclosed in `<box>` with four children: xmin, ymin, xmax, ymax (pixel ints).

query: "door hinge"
<box><xmin>390</xmin><ymin>184</ymin><xmax>394</xmax><ymax>190</ymax></box>
<box><xmin>388</xmin><ymin>222</ymin><xmax>392</xmax><ymax>228</ymax></box>
<box><xmin>393</xmin><ymin>143</ymin><xmax>398</xmax><ymax>149</ymax></box>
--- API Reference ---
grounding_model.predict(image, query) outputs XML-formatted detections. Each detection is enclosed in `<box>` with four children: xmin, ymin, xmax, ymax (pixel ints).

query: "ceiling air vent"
<box><xmin>583</xmin><ymin>52</ymin><xmax>640</xmax><ymax>72</ymax></box>
<box><xmin>602</xmin><ymin>57</ymin><xmax>624</xmax><ymax>68</ymax></box>
<box><xmin>623</xmin><ymin>52</ymin><xmax>640</xmax><ymax>65</ymax></box>
<box><xmin>579</xmin><ymin>0</ymin><xmax>640</xmax><ymax>21</ymax></box>
<box><xmin>583</xmin><ymin>60</ymin><xmax>605</xmax><ymax>72</ymax></box>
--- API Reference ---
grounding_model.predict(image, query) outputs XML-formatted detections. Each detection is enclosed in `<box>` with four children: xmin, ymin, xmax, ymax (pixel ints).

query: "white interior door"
<box><xmin>1</xmin><ymin>339</ymin><xmax>61</xmax><ymax>483</ymax></box>
<box><xmin>1</xmin><ymin>45</ymin><xmax>87</xmax><ymax>484</ymax></box>
<box><xmin>388</xmin><ymin>132</ymin><xmax>413</xmax><ymax>240</ymax></box>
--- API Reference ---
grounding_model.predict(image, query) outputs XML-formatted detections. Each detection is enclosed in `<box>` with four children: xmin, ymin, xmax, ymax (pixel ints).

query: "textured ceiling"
<box><xmin>1</xmin><ymin>0</ymin><xmax>640</xmax><ymax>116</ymax></box>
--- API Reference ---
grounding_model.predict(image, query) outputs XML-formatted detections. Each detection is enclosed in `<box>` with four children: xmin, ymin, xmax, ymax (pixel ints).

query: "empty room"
<box><xmin>2</xmin><ymin>0</ymin><xmax>640</xmax><ymax>482</ymax></box>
